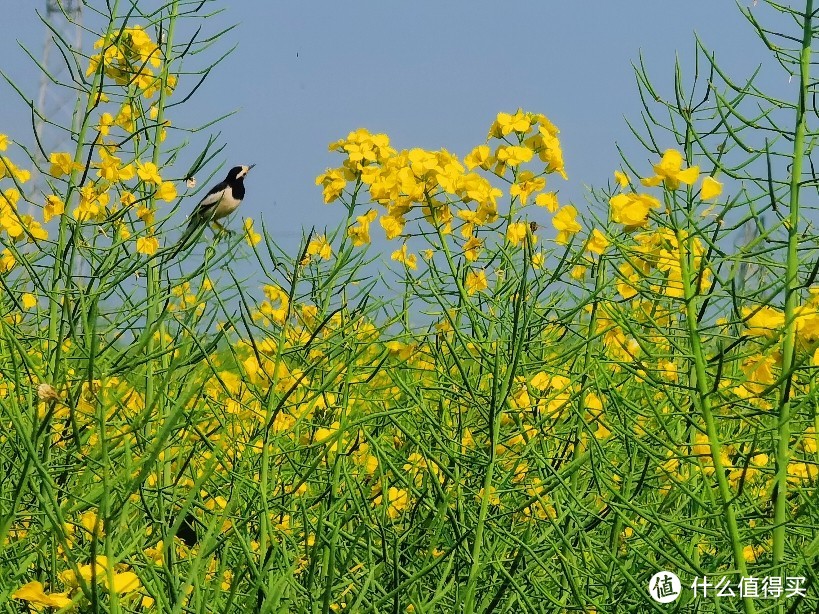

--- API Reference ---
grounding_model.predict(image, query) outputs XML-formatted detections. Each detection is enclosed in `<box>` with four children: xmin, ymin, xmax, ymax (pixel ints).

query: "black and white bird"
<box><xmin>164</xmin><ymin>164</ymin><xmax>254</xmax><ymax>260</ymax></box>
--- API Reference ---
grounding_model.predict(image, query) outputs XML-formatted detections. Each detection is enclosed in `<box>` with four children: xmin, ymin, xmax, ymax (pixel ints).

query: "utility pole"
<box><xmin>31</xmin><ymin>0</ymin><xmax>83</xmax><ymax>194</ymax></box>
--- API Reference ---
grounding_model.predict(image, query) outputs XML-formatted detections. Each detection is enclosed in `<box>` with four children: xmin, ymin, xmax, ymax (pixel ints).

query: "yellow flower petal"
<box><xmin>676</xmin><ymin>165</ymin><xmax>700</xmax><ymax>185</ymax></box>
<box><xmin>701</xmin><ymin>176</ymin><xmax>723</xmax><ymax>200</ymax></box>
<box><xmin>157</xmin><ymin>181</ymin><xmax>177</xmax><ymax>202</ymax></box>
<box><xmin>614</xmin><ymin>170</ymin><xmax>629</xmax><ymax>187</ymax></box>
<box><xmin>136</xmin><ymin>236</ymin><xmax>159</xmax><ymax>255</ymax></box>
<box><xmin>244</xmin><ymin>218</ymin><xmax>261</xmax><ymax>247</ymax></box>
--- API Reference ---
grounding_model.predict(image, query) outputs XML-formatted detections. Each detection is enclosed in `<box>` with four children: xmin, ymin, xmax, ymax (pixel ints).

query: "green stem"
<box><xmin>145</xmin><ymin>1</ymin><xmax>179</xmax><ymax>598</ymax></box>
<box><xmin>774</xmin><ymin>0</ymin><xmax>813</xmax><ymax>586</ymax></box>
<box><xmin>463</xmin><ymin>412</ymin><xmax>498</xmax><ymax>614</ymax></box>
<box><xmin>146</xmin><ymin>0</ymin><xmax>180</xmax><ymax>411</ymax></box>
<box><xmin>46</xmin><ymin>3</ymin><xmax>121</xmax><ymax>382</ymax></box>
<box><xmin>673</xmin><ymin>213</ymin><xmax>755</xmax><ymax>614</ymax></box>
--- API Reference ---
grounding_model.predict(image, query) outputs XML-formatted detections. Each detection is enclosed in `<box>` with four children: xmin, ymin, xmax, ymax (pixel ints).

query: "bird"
<box><xmin>163</xmin><ymin>164</ymin><xmax>255</xmax><ymax>261</ymax></box>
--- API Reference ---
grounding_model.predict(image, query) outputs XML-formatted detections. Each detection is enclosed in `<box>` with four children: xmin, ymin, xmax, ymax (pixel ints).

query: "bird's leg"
<box><xmin>210</xmin><ymin>221</ymin><xmax>236</xmax><ymax>242</ymax></box>
<box><xmin>211</xmin><ymin>220</ymin><xmax>236</xmax><ymax>236</ymax></box>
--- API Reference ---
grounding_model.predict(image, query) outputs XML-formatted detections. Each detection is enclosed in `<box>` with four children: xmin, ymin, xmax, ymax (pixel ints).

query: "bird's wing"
<box><xmin>187</xmin><ymin>182</ymin><xmax>229</xmax><ymax>227</ymax></box>
<box><xmin>198</xmin><ymin>180</ymin><xmax>229</xmax><ymax>206</ymax></box>
<box><xmin>160</xmin><ymin>180</ymin><xmax>231</xmax><ymax>264</ymax></box>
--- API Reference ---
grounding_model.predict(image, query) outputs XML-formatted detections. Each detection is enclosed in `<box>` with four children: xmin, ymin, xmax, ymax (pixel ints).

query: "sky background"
<box><xmin>0</xmin><ymin>1</ymin><xmax>790</xmax><ymax>258</ymax></box>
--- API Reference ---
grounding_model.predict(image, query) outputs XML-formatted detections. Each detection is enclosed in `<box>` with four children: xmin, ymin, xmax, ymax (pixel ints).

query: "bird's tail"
<box><xmin>157</xmin><ymin>217</ymin><xmax>205</xmax><ymax>265</ymax></box>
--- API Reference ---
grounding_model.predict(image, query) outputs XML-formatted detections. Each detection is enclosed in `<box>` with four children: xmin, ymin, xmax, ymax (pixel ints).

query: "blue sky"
<box><xmin>1</xmin><ymin>1</ymin><xmax>786</xmax><ymax>254</ymax></box>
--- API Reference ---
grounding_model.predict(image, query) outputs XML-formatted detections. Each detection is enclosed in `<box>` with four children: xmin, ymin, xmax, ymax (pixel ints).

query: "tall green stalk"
<box><xmin>671</xmin><ymin>197</ymin><xmax>754</xmax><ymax>613</ymax></box>
<box><xmin>774</xmin><ymin>0</ymin><xmax>813</xmax><ymax>587</ymax></box>
<box><xmin>146</xmin><ymin>0</ymin><xmax>180</xmax><ymax>423</ymax></box>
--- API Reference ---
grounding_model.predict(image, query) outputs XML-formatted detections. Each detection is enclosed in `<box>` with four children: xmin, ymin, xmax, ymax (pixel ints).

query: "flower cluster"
<box><xmin>87</xmin><ymin>25</ymin><xmax>177</xmax><ymax>99</ymax></box>
<box><xmin>615</xmin><ymin>228</ymin><xmax>711</xmax><ymax>300</ymax></box>
<box><xmin>609</xmin><ymin>149</ymin><xmax>723</xmax><ymax>230</ymax></box>
<box><xmin>13</xmin><ymin>556</ymin><xmax>143</xmax><ymax>611</ymax></box>
<box><xmin>0</xmin><ymin>138</ymin><xmax>48</xmax><ymax>248</ymax></box>
<box><xmin>314</xmin><ymin>111</ymin><xmax>592</xmax><ymax>287</ymax></box>
<box><xmin>14</xmin><ymin>24</ymin><xmax>186</xmax><ymax>256</ymax></box>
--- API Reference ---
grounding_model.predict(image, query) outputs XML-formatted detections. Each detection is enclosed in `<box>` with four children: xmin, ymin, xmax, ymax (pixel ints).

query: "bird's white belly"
<box><xmin>211</xmin><ymin>190</ymin><xmax>242</xmax><ymax>220</ymax></box>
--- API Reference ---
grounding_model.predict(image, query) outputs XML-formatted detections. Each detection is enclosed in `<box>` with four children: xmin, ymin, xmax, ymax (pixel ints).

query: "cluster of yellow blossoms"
<box><xmin>13</xmin><ymin>555</ymin><xmax>143</xmax><ymax>610</ymax></box>
<box><xmin>87</xmin><ymin>25</ymin><xmax>177</xmax><ymax>99</ymax></box>
<box><xmin>605</xmin><ymin>149</ymin><xmax>723</xmax><ymax>301</ymax></box>
<box><xmin>0</xmin><ymin>138</ymin><xmax>47</xmax><ymax>252</ymax></box>
<box><xmin>736</xmin><ymin>291</ymin><xmax>819</xmax><ymax>411</ymax></box>
<box><xmin>314</xmin><ymin>122</ymin><xmax>726</xmax><ymax>299</ymax></box>
<box><xmin>615</xmin><ymin>228</ymin><xmax>710</xmax><ymax>300</ymax></box>
<box><xmin>14</xmin><ymin>24</ymin><xmax>185</xmax><ymax>256</ymax></box>
<box><xmin>315</xmin><ymin>110</ymin><xmax>584</xmax><ymax>278</ymax></box>
<box><xmin>46</xmin><ymin>152</ymin><xmax>177</xmax><ymax>229</ymax></box>
<box><xmin>0</xmin><ymin>25</ymin><xmax>186</xmax><ymax>268</ymax></box>
<box><xmin>609</xmin><ymin>149</ymin><xmax>723</xmax><ymax>230</ymax></box>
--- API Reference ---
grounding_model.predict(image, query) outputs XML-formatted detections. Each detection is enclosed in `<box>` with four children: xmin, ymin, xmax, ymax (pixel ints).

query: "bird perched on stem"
<box><xmin>162</xmin><ymin>164</ymin><xmax>255</xmax><ymax>261</ymax></box>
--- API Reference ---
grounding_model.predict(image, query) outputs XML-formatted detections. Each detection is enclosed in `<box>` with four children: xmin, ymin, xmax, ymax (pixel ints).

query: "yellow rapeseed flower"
<box><xmin>49</xmin><ymin>152</ymin><xmax>75</xmax><ymax>178</ymax></box>
<box><xmin>307</xmin><ymin>234</ymin><xmax>333</xmax><ymax>260</ymax></box>
<box><xmin>609</xmin><ymin>192</ymin><xmax>661</xmax><ymax>229</ymax></box>
<box><xmin>477</xmin><ymin>485</ymin><xmax>501</xmax><ymax>506</ymax></box>
<box><xmin>552</xmin><ymin>205</ymin><xmax>582</xmax><ymax>244</ymax></box>
<box><xmin>535</xmin><ymin>192</ymin><xmax>558</xmax><ymax>212</ymax></box>
<box><xmin>0</xmin><ymin>248</ymin><xmax>15</xmax><ymax>273</ymax></box>
<box><xmin>495</xmin><ymin>145</ymin><xmax>533</xmax><ymax>167</ymax></box>
<box><xmin>136</xmin><ymin>206</ymin><xmax>154</xmax><ymax>225</ymax></box>
<box><xmin>98</xmin><ymin>112</ymin><xmax>114</xmax><ymax>135</ymax></box>
<box><xmin>120</xmin><ymin>191</ymin><xmax>136</xmax><ymax>207</ymax></box>
<box><xmin>383</xmin><ymin>487</ymin><xmax>409</xmax><ymax>519</ymax></box>
<box><xmin>259</xmin><ymin>284</ymin><xmax>290</xmax><ymax>325</ymax></box>
<box><xmin>615</xmin><ymin>263</ymin><xmax>640</xmax><ymax>300</ymax></box>
<box><xmin>464</xmin><ymin>144</ymin><xmax>492</xmax><ymax>170</ymax></box>
<box><xmin>12</xmin><ymin>581</ymin><xmax>72</xmax><ymax>610</ymax></box>
<box><xmin>506</xmin><ymin>222</ymin><xmax>528</xmax><ymax>247</ymax></box>
<box><xmin>136</xmin><ymin>235</ymin><xmax>159</xmax><ymax>255</ymax></box>
<box><xmin>157</xmin><ymin>181</ymin><xmax>177</xmax><ymax>202</ymax></box>
<box><xmin>95</xmin><ymin>149</ymin><xmax>135</xmax><ymax>182</ymax></box>
<box><xmin>44</xmin><ymin>195</ymin><xmax>64</xmax><ymax>223</ymax></box>
<box><xmin>0</xmin><ymin>157</ymin><xmax>30</xmax><ymax>183</ymax></box>
<box><xmin>742</xmin><ymin>306</ymin><xmax>785</xmax><ymax>337</ymax></box>
<box><xmin>73</xmin><ymin>184</ymin><xmax>110</xmax><ymax>221</ymax></box>
<box><xmin>463</xmin><ymin>236</ymin><xmax>482</xmax><ymax>261</ymax></box>
<box><xmin>586</xmin><ymin>229</ymin><xmax>609</xmax><ymax>255</ymax></box>
<box><xmin>465</xmin><ymin>269</ymin><xmax>488</xmax><ymax>295</ymax></box>
<box><xmin>509</xmin><ymin>171</ymin><xmax>546</xmax><ymax>205</ymax></box>
<box><xmin>642</xmin><ymin>149</ymin><xmax>699</xmax><ymax>189</ymax></box>
<box><xmin>316</xmin><ymin>167</ymin><xmax>348</xmax><ymax>203</ymax></box>
<box><xmin>700</xmin><ymin>176</ymin><xmax>723</xmax><ymax>200</ymax></box>
<box><xmin>537</xmin><ymin>131</ymin><xmax>567</xmax><ymax>179</ymax></box>
<box><xmin>391</xmin><ymin>244</ymin><xmax>418</xmax><ymax>270</ymax></box>
<box><xmin>495</xmin><ymin>110</ymin><xmax>532</xmax><ymax>136</ymax></box>
<box><xmin>380</xmin><ymin>214</ymin><xmax>405</xmax><ymax>240</ymax></box>
<box><xmin>136</xmin><ymin>161</ymin><xmax>162</xmax><ymax>184</ymax></box>
<box><xmin>348</xmin><ymin>210</ymin><xmax>378</xmax><ymax>247</ymax></box>
<box><xmin>244</xmin><ymin>218</ymin><xmax>261</xmax><ymax>247</ymax></box>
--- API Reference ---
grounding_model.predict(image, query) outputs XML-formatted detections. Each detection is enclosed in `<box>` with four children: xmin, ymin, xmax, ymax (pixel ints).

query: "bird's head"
<box><xmin>227</xmin><ymin>164</ymin><xmax>255</xmax><ymax>182</ymax></box>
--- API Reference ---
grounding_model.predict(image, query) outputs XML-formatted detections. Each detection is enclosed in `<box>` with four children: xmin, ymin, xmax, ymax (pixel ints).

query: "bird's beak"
<box><xmin>247</xmin><ymin>164</ymin><xmax>256</xmax><ymax>171</ymax></box>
